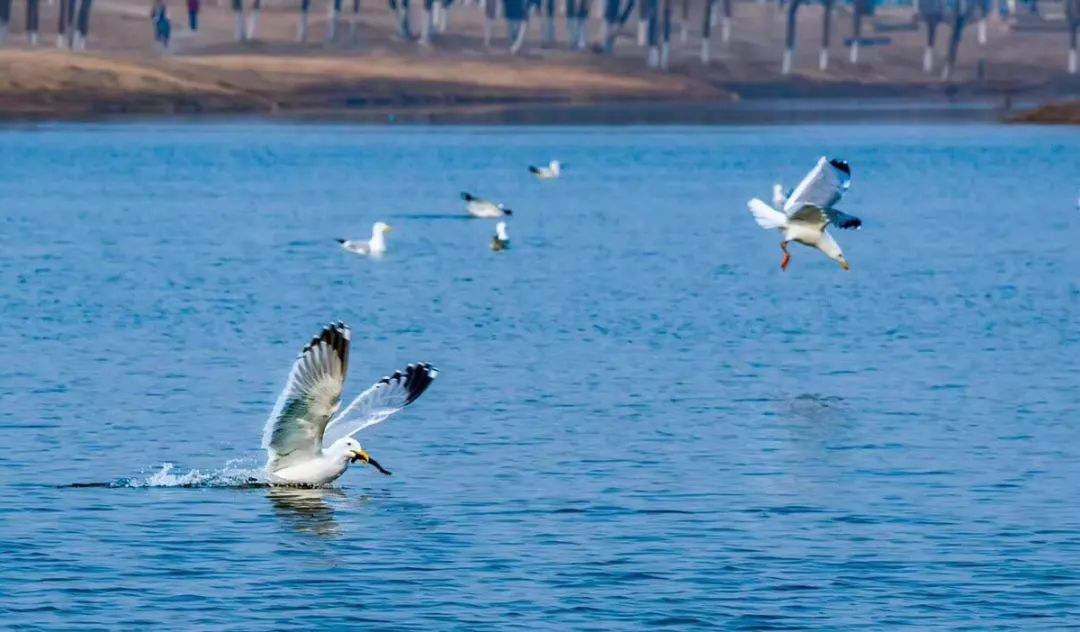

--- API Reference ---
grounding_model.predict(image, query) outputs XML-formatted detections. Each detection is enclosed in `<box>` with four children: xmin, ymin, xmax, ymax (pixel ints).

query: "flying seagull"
<box><xmin>262</xmin><ymin>322</ymin><xmax>438</xmax><ymax>486</ymax></box>
<box><xmin>747</xmin><ymin>156</ymin><xmax>862</xmax><ymax>271</ymax></box>
<box><xmin>490</xmin><ymin>221</ymin><xmax>510</xmax><ymax>251</ymax></box>
<box><xmin>528</xmin><ymin>160</ymin><xmax>563</xmax><ymax>180</ymax></box>
<box><xmin>337</xmin><ymin>222</ymin><xmax>392</xmax><ymax>256</ymax></box>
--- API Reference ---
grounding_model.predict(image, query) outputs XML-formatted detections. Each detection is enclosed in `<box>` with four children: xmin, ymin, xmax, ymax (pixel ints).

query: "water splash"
<box><xmin>68</xmin><ymin>459</ymin><xmax>268</xmax><ymax>488</ymax></box>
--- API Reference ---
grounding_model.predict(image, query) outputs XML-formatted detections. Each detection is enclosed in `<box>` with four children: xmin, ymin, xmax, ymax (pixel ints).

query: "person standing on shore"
<box><xmin>151</xmin><ymin>0</ymin><xmax>171</xmax><ymax>48</ymax></box>
<box><xmin>187</xmin><ymin>0</ymin><xmax>199</xmax><ymax>30</ymax></box>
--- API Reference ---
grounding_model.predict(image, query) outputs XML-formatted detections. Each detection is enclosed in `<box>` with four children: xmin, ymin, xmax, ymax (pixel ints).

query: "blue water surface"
<box><xmin>2</xmin><ymin>123</ymin><xmax>1079</xmax><ymax>629</ymax></box>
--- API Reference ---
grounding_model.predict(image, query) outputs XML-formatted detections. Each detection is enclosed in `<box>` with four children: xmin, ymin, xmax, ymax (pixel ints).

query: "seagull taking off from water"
<box><xmin>747</xmin><ymin>156</ymin><xmax>862</xmax><ymax>271</ymax></box>
<box><xmin>490</xmin><ymin>221</ymin><xmax>510</xmax><ymax>251</ymax></box>
<box><xmin>337</xmin><ymin>222</ymin><xmax>392</xmax><ymax>256</ymax></box>
<box><xmin>262</xmin><ymin>322</ymin><xmax>438</xmax><ymax>486</ymax></box>
<box><xmin>528</xmin><ymin>160</ymin><xmax>562</xmax><ymax>180</ymax></box>
<box><xmin>462</xmin><ymin>192</ymin><xmax>512</xmax><ymax>218</ymax></box>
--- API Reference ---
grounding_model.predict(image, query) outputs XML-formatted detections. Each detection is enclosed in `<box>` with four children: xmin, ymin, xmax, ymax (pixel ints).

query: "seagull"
<box><xmin>528</xmin><ymin>160</ymin><xmax>563</xmax><ymax>180</ymax></box>
<box><xmin>747</xmin><ymin>156</ymin><xmax>862</xmax><ymax>271</ymax></box>
<box><xmin>490</xmin><ymin>221</ymin><xmax>510</xmax><ymax>251</ymax></box>
<box><xmin>462</xmin><ymin>192</ymin><xmax>512</xmax><ymax>218</ymax></box>
<box><xmin>337</xmin><ymin>222</ymin><xmax>392</xmax><ymax>256</ymax></box>
<box><xmin>262</xmin><ymin>322</ymin><xmax>438</xmax><ymax>486</ymax></box>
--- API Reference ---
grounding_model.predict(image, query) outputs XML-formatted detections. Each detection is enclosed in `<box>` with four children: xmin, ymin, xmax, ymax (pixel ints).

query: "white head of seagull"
<box><xmin>747</xmin><ymin>156</ymin><xmax>861</xmax><ymax>271</ymax></box>
<box><xmin>491</xmin><ymin>220</ymin><xmax>511</xmax><ymax>251</ymax></box>
<box><xmin>462</xmin><ymin>192</ymin><xmax>512</xmax><ymax>218</ymax></box>
<box><xmin>337</xmin><ymin>221</ymin><xmax>392</xmax><ymax>256</ymax></box>
<box><xmin>262</xmin><ymin>322</ymin><xmax>438</xmax><ymax>486</ymax></box>
<box><xmin>529</xmin><ymin>160</ymin><xmax>562</xmax><ymax>179</ymax></box>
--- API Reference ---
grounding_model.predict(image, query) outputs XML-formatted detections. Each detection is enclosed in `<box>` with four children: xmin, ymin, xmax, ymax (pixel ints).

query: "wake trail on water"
<box><xmin>64</xmin><ymin>459</ymin><xmax>270</xmax><ymax>489</ymax></box>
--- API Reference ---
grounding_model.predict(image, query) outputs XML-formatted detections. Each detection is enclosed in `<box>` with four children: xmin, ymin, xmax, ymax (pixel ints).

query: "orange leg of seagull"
<box><xmin>780</xmin><ymin>242</ymin><xmax>791</xmax><ymax>271</ymax></box>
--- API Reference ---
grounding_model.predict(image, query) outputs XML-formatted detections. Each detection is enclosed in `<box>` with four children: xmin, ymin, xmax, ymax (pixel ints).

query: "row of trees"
<box><xmin>0</xmin><ymin>0</ymin><xmax>93</xmax><ymax>48</ymax></box>
<box><xmin>0</xmin><ymin>0</ymin><xmax>1076</xmax><ymax>77</ymax></box>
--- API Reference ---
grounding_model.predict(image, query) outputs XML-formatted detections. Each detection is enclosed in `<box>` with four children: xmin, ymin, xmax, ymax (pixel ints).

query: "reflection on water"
<box><xmin>268</xmin><ymin>487</ymin><xmax>348</xmax><ymax>537</ymax></box>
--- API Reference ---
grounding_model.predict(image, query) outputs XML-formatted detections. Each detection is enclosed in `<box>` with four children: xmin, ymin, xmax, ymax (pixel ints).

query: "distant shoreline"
<box><xmin>0</xmin><ymin>50</ymin><xmax>1072</xmax><ymax>125</ymax></box>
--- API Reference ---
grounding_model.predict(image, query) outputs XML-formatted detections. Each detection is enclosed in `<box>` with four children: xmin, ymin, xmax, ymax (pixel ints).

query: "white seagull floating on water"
<box><xmin>747</xmin><ymin>156</ymin><xmax>862</xmax><ymax>271</ymax></box>
<box><xmin>528</xmin><ymin>160</ymin><xmax>563</xmax><ymax>180</ymax></box>
<box><xmin>337</xmin><ymin>222</ymin><xmax>392</xmax><ymax>256</ymax></box>
<box><xmin>490</xmin><ymin>220</ymin><xmax>510</xmax><ymax>251</ymax></box>
<box><xmin>462</xmin><ymin>192</ymin><xmax>513</xmax><ymax>218</ymax></box>
<box><xmin>262</xmin><ymin>322</ymin><xmax>437</xmax><ymax>486</ymax></box>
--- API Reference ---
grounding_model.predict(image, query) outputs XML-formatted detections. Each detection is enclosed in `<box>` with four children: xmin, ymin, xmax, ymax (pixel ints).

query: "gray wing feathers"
<box><xmin>262</xmin><ymin>322</ymin><xmax>351</xmax><ymax>461</ymax></box>
<box><xmin>783</xmin><ymin>156</ymin><xmax>851</xmax><ymax>214</ymax></box>
<box><xmin>323</xmin><ymin>363</ymin><xmax>439</xmax><ymax>445</ymax></box>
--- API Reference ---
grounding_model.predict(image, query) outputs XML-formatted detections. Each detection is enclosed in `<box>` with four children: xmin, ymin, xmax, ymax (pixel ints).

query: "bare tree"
<box><xmin>328</xmin><ymin>0</ymin><xmax>343</xmax><ymax>40</ymax></box>
<box><xmin>351</xmin><ymin>0</ymin><xmax>361</xmax><ymax>40</ymax></box>
<box><xmin>678</xmin><ymin>0</ymin><xmax>687</xmax><ymax>41</ymax></box>
<box><xmin>297</xmin><ymin>0</ymin><xmax>310</xmax><ymax>41</ymax></box>
<box><xmin>543</xmin><ymin>0</ymin><xmax>556</xmax><ymax>46</ymax></box>
<box><xmin>420</xmin><ymin>0</ymin><xmax>434</xmax><ymax>43</ymax></box>
<box><xmin>26</xmin><ymin>0</ymin><xmax>39</xmax><ymax>44</ymax></box>
<box><xmin>942</xmin><ymin>0</ymin><xmax>980</xmax><ymax>80</ymax></box>
<box><xmin>700</xmin><ymin>0</ymin><xmax>715</xmax><ymax>61</ymax></box>
<box><xmin>819</xmin><ymin>0</ymin><xmax>833</xmax><ymax>70</ymax></box>
<box><xmin>484</xmin><ymin>0</ymin><xmax>495</xmax><ymax>45</ymax></box>
<box><xmin>660</xmin><ymin>0</ymin><xmax>671</xmax><ymax>67</ymax></box>
<box><xmin>0</xmin><ymin>0</ymin><xmax>10</xmax><ymax>42</ymax></box>
<box><xmin>645</xmin><ymin>0</ymin><xmax>659</xmax><ymax>65</ymax></box>
<box><xmin>57</xmin><ymin>0</ymin><xmax>75</xmax><ymax>47</ymax></box>
<box><xmin>720</xmin><ymin>0</ymin><xmax>731</xmax><ymax>43</ymax></box>
<box><xmin>246</xmin><ymin>0</ymin><xmax>261</xmax><ymax>39</ymax></box>
<box><xmin>566</xmin><ymin>0</ymin><xmax>587</xmax><ymax>47</ymax></box>
<box><xmin>782</xmin><ymin>0</ymin><xmax>804</xmax><ymax>74</ymax></box>
<box><xmin>75</xmin><ymin>0</ymin><xmax>92</xmax><ymax>48</ymax></box>
<box><xmin>390</xmin><ymin>0</ymin><xmax>412</xmax><ymax>37</ymax></box>
<box><xmin>1068</xmin><ymin>0</ymin><xmax>1080</xmax><ymax>73</ymax></box>
<box><xmin>505</xmin><ymin>0</ymin><xmax>527</xmax><ymax>51</ymax></box>
<box><xmin>231</xmin><ymin>0</ymin><xmax>245</xmax><ymax>40</ymax></box>
<box><xmin>850</xmin><ymin>0</ymin><xmax>869</xmax><ymax>62</ymax></box>
<box><xmin>918</xmin><ymin>0</ymin><xmax>944</xmax><ymax>73</ymax></box>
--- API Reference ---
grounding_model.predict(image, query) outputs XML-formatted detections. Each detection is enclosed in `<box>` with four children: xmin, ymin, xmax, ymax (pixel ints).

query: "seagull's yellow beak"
<box><xmin>839</xmin><ymin>260</ymin><xmax>850</xmax><ymax>271</ymax></box>
<box><xmin>350</xmin><ymin>449</ymin><xmax>392</xmax><ymax>476</ymax></box>
<box><xmin>383</xmin><ymin>225</ymin><xmax>393</xmax><ymax>233</ymax></box>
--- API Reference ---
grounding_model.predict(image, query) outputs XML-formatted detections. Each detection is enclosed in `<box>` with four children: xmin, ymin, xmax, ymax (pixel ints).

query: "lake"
<box><xmin>2</xmin><ymin>122</ymin><xmax>1079</xmax><ymax>629</ymax></box>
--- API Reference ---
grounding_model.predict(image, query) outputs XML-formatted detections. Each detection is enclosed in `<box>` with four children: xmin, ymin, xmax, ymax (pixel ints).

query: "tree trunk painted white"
<box><xmin>637</xmin><ymin>18</ymin><xmax>645</xmax><ymax>44</ymax></box>
<box><xmin>700</xmin><ymin>37</ymin><xmax>710</xmax><ymax>62</ymax></box>
<box><xmin>437</xmin><ymin>2</ymin><xmax>448</xmax><ymax>30</ymax></box>
<box><xmin>1070</xmin><ymin>47</ymin><xmax>1078</xmax><ymax>73</ymax></box>
<box><xmin>977</xmin><ymin>17</ymin><xmax>986</xmax><ymax>43</ymax></box>
<box><xmin>679</xmin><ymin>22</ymin><xmax>686</xmax><ymax>41</ymax></box>
<box><xmin>328</xmin><ymin>2</ymin><xmax>339</xmax><ymax>39</ymax></box>
<box><xmin>234</xmin><ymin>10</ymin><xmax>245</xmax><ymax>40</ymax></box>
<box><xmin>781</xmin><ymin>47</ymin><xmax>792</xmax><ymax>74</ymax></box>
<box><xmin>923</xmin><ymin>45</ymin><xmax>933</xmax><ymax>72</ymax></box>
<box><xmin>647</xmin><ymin>45</ymin><xmax>660</xmax><ymax>67</ymax></box>
<box><xmin>818</xmin><ymin>47</ymin><xmax>828</xmax><ymax>70</ymax></box>
<box><xmin>29</xmin><ymin>31</ymin><xmax>37</xmax><ymax>45</ymax></box>
<box><xmin>74</xmin><ymin>30</ymin><xmax>84</xmax><ymax>49</ymax></box>
<box><xmin>420</xmin><ymin>6</ymin><xmax>431</xmax><ymax>43</ymax></box>
<box><xmin>56</xmin><ymin>33</ymin><xmax>64</xmax><ymax>47</ymax></box>
<box><xmin>483</xmin><ymin>16</ymin><xmax>493</xmax><ymax>45</ymax></box>
<box><xmin>576</xmin><ymin>17</ymin><xmax>587</xmax><ymax>47</ymax></box>
<box><xmin>509</xmin><ymin>18</ymin><xmax>527</xmax><ymax>52</ymax></box>
<box><xmin>246</xmin><ymin>10</ymin><xmax>258</xmax><ymax>39</ymax></box>
<box><xmin>720</xmin><ymin>15</ymin><xmax>729</xmax><ymax>42</ymax></box>
<box><xmin>849</xmin><ymin>39</ymin><xmax>858</xmax><ymax>62</ymax></box>
<box><xmin>297</xmin><ymin>10</ymin><xmax>308</xmax><ymax>40</ymax></box>
<box><xmin>660</xmin><ymin>41</ymin><xmax>670</xmax><ymax>68</ymax></box>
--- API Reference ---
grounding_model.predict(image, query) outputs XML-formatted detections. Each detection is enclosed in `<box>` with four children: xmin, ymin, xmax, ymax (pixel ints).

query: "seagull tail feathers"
<box><xmin>748</xmin><ymin>198</ymin><xmax>787</xmax><ymax>230</ymax></box>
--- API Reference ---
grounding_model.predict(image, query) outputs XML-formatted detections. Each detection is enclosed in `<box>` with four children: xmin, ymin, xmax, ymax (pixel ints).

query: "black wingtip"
<box><xmin>503</xmin><ymin>208</ymin><xmax>513</xmax><ymax>216</ymax></box>
<box><xmin>461</xmin><ymin>192</ymin><xmax>475</xmax><ymax>201</ymax></box>
<box><xmin>829</xmin><ymin>159</ymin><xmax>851</xmax><ymax>175</ymax></box>
<box><xmin>335</xmin><ymin>238</ymin><xmax>346</xmax><ymax>243</ymax></box>
<box><xmin>528</xmin><ymin>165</ymin><xmax>540</xmax><ymax>174</ymax></box>
<box><xmin>380</xmin><ymin>363</ymin><xmax>438</xmax><ymax>406</ymax></box>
